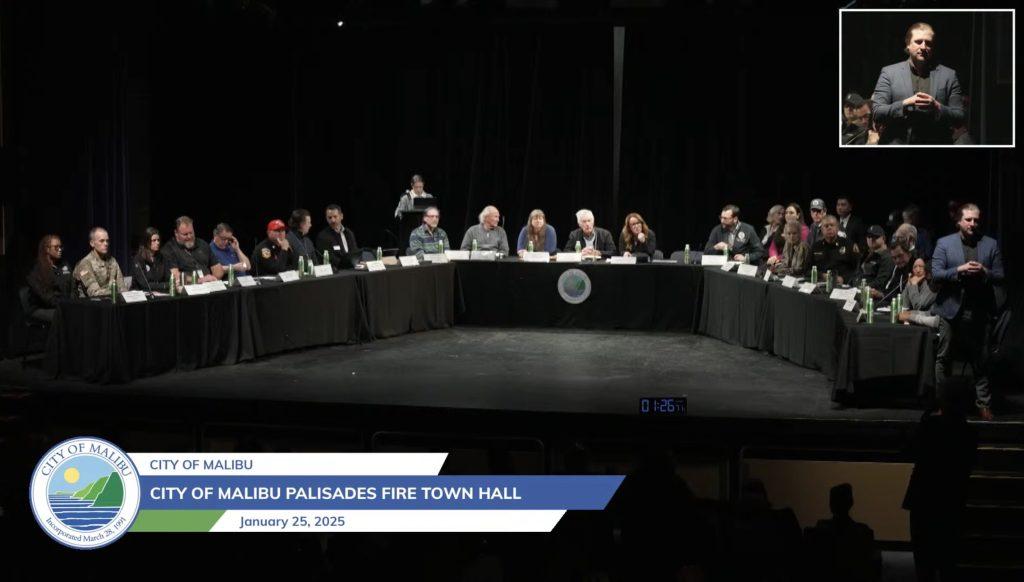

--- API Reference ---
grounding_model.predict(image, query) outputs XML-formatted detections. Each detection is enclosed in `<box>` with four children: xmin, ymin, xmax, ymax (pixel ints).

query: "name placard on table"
<box><xmin>701</xmin><ymin>254</ymin><xmax>727</xmax><ymax>266</ymax></box>
<box><xmin>522</xmin><ymin>252</ymin><xmax>550</xmax><ymax>263</ymax></box>
<box><xmin>445</xmin><ymin>250</ymin><xmax>471</xmax><ymax>261</ymax></box>
<box><xmin>365</xmin><ymin>260</ymin><xmax>386</xmax><ymax>272</ymax></box>
<box><xmin>183</xmin><ymin>284</ymin><xmax>210</xmax><ymax>296</ymax></box>
<box><xmin>313</xmin><ymin>265</ymin><xmax>333</xmax><ymax>277</ymax></box>
<box><xmin>422</xmin><ymin>253</ymin><xmax>449</xmax><ymax>264</ymax></box>
<box><xmin>720</xmin><ymin>261</ymin><xmax>737</xmax><ymax>272</ymax></box>
<box><xmin>782</xmin><ymin>275</ymin><xmax>799</xmax><ymax>288</ymax></box>
<box><xmin>736</xmin><ymin>264</ymin><xmax>758</xmax><ymax>277</ymax></box>
<box><xmin>203</xmin><ymin>281</ymin><xmax>227</xmax><ymax>293</ymax></box>
<box><xmin>278</xmin><ymin>271</ymin><xmax>300</xmax><ymax>283</ymax></box>
<box><xmin>120</xmin><ymin>290</ymin><xmax>148</xmax><ymax>303</ymax></box>
<box><xmin>829</xmin><ymin>288</ymin><xmax>858</xmax><ymax>302</ymax></box>
<box><xmin>470</xmin><ymin>250</ymin><xmax>497</xmax><ymax>261</ymax></box>
<box><xmin>609</xmin><ymin>256</ymin><xmax>637</xmax><ymax>265</ymax></box>
<box><xmin>398</xmin><ymin>256</ymin><xmax>420</xmax><ymax>267</ymax></box>
<box><xmin>798</xmin><ymin>282</ymin><xmax>816</xmax><ymax>294</ymax></box>
<box><xmin>237</xmin><ymin>276</ymin><xmax>258</xmax><ymax>287</ymax></box>
<box><xmin>556</xmin><ymin>253</ymin><xmax>582</xmax><ymax>263</ymax></box>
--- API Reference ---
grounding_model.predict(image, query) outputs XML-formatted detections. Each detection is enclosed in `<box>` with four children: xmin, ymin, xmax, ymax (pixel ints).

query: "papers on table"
<box><xmin>398</xmin><ymin>256</ymin><xmax>420</xmax><ymax>267</ymax></box>
<box><xmin>843</xmin><ymin>299</ymin><xmax>857</xmax><ymax>312</ymax></box>
<box><xmin>365</xmin><ymin>260</ymin><xmax>386</xmax><ymax>272</ymax></box>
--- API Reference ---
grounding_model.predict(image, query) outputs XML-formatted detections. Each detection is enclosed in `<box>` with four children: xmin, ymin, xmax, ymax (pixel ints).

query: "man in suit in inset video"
<box><xmin>870</xmin><ymin>22</ymin><xmax>965</xmax><ymax>145</ymax></box>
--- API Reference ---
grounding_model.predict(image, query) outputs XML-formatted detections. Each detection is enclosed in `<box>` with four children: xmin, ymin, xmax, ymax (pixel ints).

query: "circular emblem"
<box><xmin>261</xmin><ymin>248</ymin><xmax>272</xmax><ymax>259</ymax></box>
<box><xmin>738</xmin><ymin>231</ymin><xmax>746</xmax><ymax>241</ymax></box>
<box><xmin>30</xmin><ymin>437</ymin><xmax>141</xmax><ymax>549</ymax></box>
<box><xmin>557</xmin><ymin>268</ymin><xmax>592</xmax><ymax>304</ymax></box>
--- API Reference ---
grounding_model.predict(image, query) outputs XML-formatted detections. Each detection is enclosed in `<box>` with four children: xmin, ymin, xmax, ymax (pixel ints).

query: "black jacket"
<box><xmin>564</xmin><ymin>228</ymin><xmax>617</xmax><ymax>255</ymax></box>
<box><xmin>838</xmin><ymin>214</ymin><xmax>866</xmax><ymax>254</ymax></box>
<box><xmin>26</xmin><ymin>262</ymin><xmax>74</xmax><ymax>311</ymax></box>
<box><xmin>253</xmin><ymin>238</ymin><xmax>298</xmax><ymax>276</ymax></box>
<box><xmin>619</xmin><ymin>229</ymin><xmax>657</xmax><ymax>258</ymax></box>
<box><xmin>315</xmin><ymin>226</ymin><xmax>359</xmax><ymax>270</ymax></box>
<box><xmin>131</xmin><ymin>251</ymin><xmax>170</xmax><ymax>292</ymax></box>
<box><xmin>857</xmin><ymin>248</ymin><xmax>895</xmax><ymax>292</ymax></box>
<box><xmin>810</xmin><ymin>237</ymin><xmax>858</xmax><ymax>283</ymax></box>
<box><xmin>703</xmin><ymin>222</ymin><xmax>765</xmax><ymax>263</ymax></box>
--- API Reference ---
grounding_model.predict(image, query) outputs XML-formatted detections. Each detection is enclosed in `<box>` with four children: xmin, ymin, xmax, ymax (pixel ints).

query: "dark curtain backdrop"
<box><xmin>3</xmin><ymin>1</ymin><xmax>1023</xmax><ymax>373</ymax></box>
<box><xmin>842</xmin><ymin>10</ymin><xmax>1013</xmax><ymax>145</ymax></box>
<box><xmin>291</xmin><ymin>22</ymin><xmax>612</xmax><ymax>250</ymax></box>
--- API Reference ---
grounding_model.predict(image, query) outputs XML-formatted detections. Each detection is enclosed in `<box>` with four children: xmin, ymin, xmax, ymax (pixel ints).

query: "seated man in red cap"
<box><xmin>253</xmin><ymin>219</ymin><xmax>299</xmax><ymax>276</ymax></box>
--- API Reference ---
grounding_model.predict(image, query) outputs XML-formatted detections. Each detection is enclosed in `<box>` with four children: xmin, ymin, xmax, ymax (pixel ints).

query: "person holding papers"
<box><xmin>564</xmin><ymin>209</ymin><xmax>616</xmax><ymax>258</ymax></box>
<box><xmin>253</xmin><ymin>219</ymin><xmax>298</xmax><ymax>276</ymax></box>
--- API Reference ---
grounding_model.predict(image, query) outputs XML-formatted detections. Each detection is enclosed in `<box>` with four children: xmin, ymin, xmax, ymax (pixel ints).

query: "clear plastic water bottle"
<box><xmin>866</xmin><ymin>296</ymin><xmax>874</xmax><ymax>324</ymax></box>
<box><xmin>722</xmin><ymin>247</ymin><xmax>728</xmax><ymax>260</ymax></box>
<box><xmin>169</xmin><ymin>277</ymin><xmax>176</xmax><ymax>297</ymax></box>
<box><xmin>323</xmin><ymin>250</ymin><xmax>330</xmax><ymax>266</ymax></box>
<box><xmin>376</xmin><ymin>246</ymin><xmax>383</xmax><ymax>261</ymax></box>
<box><xmin>810</xmin><ymin>265</ymin><xmax>818</xmax><ymax>285</ymax></box>
<box><xmin>192</xmin><ymin>271</ymin><xmax>198</xmax><ymax>286</ymax></box>
<box><xmin>825</xmin><ymin>270</ymin><xmax>833</xmax><ymax>293</ymax></box>
<box><xmin>438</xmin><ymin>239</ymin><xmax>444</xmax><ymax>253</ymax></box>
<box><xmin>683</xmin><ymin>244</ymin><xmax>690</xmax><ymax>265</ymax></box>
<box><xmin>472</xmin><ymin>239</ymin><xmax>479</xmax><ymax>252</ymax></box>
<box><xmin>228</xmin><ymin>263</ymin><xmax>235</xmax><ymax>287</ymax></box>
<box><xmin>527</xmin><ymin>240</ymin><xmax>534</xmax><ymax>253</ymax></box>
<box><xmin>298</xmin><ymin>255</ymin><xmax>305</xmax><ymax>276</ymax></box>
<box><xmin>575</xmin><ymin>240</ymin><xmax>582</xmax><ymax>253</ymax></box>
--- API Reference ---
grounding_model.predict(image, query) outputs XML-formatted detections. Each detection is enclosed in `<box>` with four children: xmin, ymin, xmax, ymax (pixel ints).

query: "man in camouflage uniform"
<box><xmin>74</xmin><ymin>227</ymin><xmax>125</xmax><ymax>297</ymax></box>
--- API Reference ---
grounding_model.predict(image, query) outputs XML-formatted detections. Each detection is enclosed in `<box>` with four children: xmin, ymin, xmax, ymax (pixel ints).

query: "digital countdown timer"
<box><xmin>638</xmin><ymin>397</ymin><xmax>688</xmax><ymax>416</ymax></box>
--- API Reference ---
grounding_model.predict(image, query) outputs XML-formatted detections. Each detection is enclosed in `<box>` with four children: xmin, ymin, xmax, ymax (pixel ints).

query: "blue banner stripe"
<box><xmin>139</xmin><ymin>476</ymin><xmax>623</xmax><ymax>510</ymax></box>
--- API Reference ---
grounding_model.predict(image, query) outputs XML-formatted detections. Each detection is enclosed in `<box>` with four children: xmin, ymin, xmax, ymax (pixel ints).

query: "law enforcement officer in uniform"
<box><xmin>74</xmin><ymin>227</ymin><xmax>126</xmax><ymax>297</ymax></box>
<box><xmin>810</xmin><ymin>215</ymin><xmax>858</xmax><ymax>284</ymax></box>
<box><xmin>253</xmin><ymin>219</ymin><xmax>298</xmax><ymax>276</ymax></box>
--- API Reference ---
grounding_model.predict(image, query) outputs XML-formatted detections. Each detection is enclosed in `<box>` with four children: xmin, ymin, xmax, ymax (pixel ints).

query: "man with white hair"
<box><xmin>564</xmin><ymin>209</ymin><xmax>616</xmax><ymax>258</ymax></box>
<box><xmin>460</xmin><ymin>205</ymin><xmax>509</xmax><ymax>254</ymax></box>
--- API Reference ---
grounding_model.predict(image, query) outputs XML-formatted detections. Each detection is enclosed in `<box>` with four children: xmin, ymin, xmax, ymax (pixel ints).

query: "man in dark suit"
<box><xmin>564</xmin><ymin>209</ymin><xmax>616</xmax><ymax>258</ymax></box>
<box><xmin>836</xmin><ymin>196</ymin><xmax>866</xmax><ymax>256</ymax></box>
<box><xmin>932</xmin><ymin>203</ymin><xmax>1005</xmax><ymax>419</ymax></box>
<box><xmin>871</xmin><ymin>22</ymin><xmax>965</xmax><ymax>144</ymax></box>
<box><xmin>315</xmin><ymin>204</ymin><xmax>359</xmax><ymax>270</ymax></box>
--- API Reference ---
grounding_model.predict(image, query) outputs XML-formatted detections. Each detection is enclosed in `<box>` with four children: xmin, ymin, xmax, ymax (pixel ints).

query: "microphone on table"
<box><xmin>135</xmin><ymin>262</ymin><xmax>154</xmax><ymax>296</ymax></box>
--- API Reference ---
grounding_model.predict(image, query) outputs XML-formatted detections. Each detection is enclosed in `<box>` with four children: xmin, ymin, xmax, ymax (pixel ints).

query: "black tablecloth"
<box><xmin>833</xmin><ymin>319</ymin><xmax>936</xmax><ymax>400</ymax></box>
<box><xmin>455</xmin><ymin>260</ymin><xmax>702</xmax><ymax>331</ymax></box>
<box><xmin>360</xmin><ymin>263</ymin><xmax>457</xmax><ymax>339</ymax></box>
<box><xmin>45</xmin><ymin>265</ymin><xmax>455</xmax><ymax>383</ymax></box>
<box><xmin>699</xmin><ymin>267</ymin><xmax>770</xmax><ymax>348</ymax></box>
<box><xmin>765</xmin><ymin>284</ymin><xmax>845</xmax><ymax>378</ymax></box>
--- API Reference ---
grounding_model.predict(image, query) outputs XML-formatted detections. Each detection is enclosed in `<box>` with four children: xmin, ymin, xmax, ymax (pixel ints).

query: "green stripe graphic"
<box><xmin>130</xmin><ymin>510</ymin><xmax>225</xmax><ymax>532</ymax></box>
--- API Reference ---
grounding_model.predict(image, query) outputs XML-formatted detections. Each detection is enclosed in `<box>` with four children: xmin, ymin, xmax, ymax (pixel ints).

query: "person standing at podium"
<box><xmin>394</xmin><ymin>174</ymin><xmax>434</xmax><ymax>219</ymax></box>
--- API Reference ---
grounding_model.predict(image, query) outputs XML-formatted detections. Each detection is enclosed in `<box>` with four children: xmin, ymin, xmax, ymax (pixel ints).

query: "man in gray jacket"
<box><xmin>871</xmin><ymin>22</ymin><xmax>964</xmax><ymax>144</ymax></box>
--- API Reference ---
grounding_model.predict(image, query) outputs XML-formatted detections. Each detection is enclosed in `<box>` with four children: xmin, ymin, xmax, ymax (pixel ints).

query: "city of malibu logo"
<box><xmin>557</xmin><ymin>268</ymin><xmax>592</xmax><ymax>304</ymax></box>
<box><xmin>30</xmin><ymin>437</ymin><xmax>140</xmax><ymax>549</ymax></box>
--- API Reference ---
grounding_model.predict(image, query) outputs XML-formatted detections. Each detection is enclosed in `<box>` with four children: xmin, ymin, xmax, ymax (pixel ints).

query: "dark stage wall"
<box><xmin>2</xmin><ymin>1</ymin><xmax>1022</xmax><ymax>352</ymax></box>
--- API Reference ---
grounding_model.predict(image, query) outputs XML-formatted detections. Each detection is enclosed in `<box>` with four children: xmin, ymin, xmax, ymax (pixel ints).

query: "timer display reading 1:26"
<box><xmin>638</xmin><ymin>397</ymin><xmax>688</xmax><ymax>416</ymax></box>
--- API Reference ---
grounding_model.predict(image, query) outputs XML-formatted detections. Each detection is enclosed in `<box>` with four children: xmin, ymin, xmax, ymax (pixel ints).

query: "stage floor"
<box><xmin>3</xmin><ymin>327</ymin><xmax>985</xmax><ymax>423</ymax></box>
